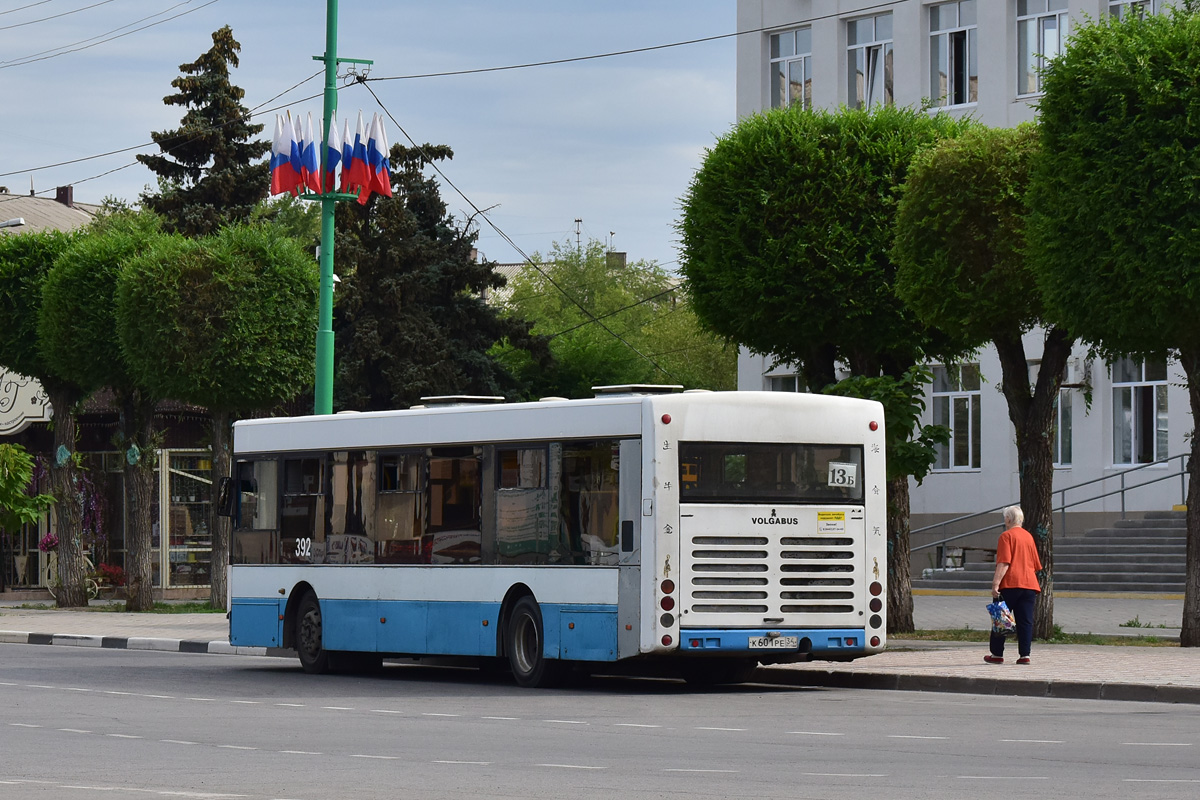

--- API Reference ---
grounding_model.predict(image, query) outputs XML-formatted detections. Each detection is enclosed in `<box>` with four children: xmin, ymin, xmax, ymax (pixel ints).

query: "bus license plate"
<box><xmin>748</xmin><ymin>636</ymin><xmax>799</xmax><ymax>650</ymax></box>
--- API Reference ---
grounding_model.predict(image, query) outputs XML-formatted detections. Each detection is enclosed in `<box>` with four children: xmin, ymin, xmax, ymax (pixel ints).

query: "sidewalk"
<box><xmin>2</xmin><ymin>592</ymin><xmax>1196</xmax><ymax>704</ymax></box>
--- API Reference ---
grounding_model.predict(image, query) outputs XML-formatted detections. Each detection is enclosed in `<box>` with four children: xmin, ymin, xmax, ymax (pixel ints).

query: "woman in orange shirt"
<box><xmin>985</xmin><ymin>505</ymin><xmax>1042</xmax><ymax>665</ymax></box>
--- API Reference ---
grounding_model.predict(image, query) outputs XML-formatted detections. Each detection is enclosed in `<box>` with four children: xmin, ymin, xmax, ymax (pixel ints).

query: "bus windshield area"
<box><xmin>679</xmin><ymin>442</ymin><xmax>864</xmax><ymax>504</ymax></box>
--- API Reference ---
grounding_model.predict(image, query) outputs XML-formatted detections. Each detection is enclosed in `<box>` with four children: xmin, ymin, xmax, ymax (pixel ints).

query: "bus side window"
<box><xmin>376</xmin><ymin>452</ymin><xmax>426</xmax><ymax>564</ymax></box>
<box><xmin>232</xmin><ymin>459</ymin><xmax>279</xmax><ymax>564</ymax></box>
<box><xmin>428</xmin><ymin>450</ymin><xmax>482</xmax><ymax>564</ymax></box>
<box><xmin>560</xmin><ymin>440</ymin><xmax>620</xmax><ymax>566</ymax></box>
<box><xmin>496</xmin><ymin>446</ymin><xmax>550</xmax><ymax>565</ymax></box>
<box><xmin>281</xmin><ymin>457</ymin><xmax>326</xmax><ymax>564</ymax></box>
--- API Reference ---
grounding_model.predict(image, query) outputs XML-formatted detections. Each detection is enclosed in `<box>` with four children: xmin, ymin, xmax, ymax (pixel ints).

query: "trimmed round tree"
<box><xmin>117</xmin><ymin>224</ymin><xmax>318</xmax><ymax>609</ymax></box>
<box><xmin>39</xmin><ymin>212</ymin><xmax>165</xmax><ymax>611</ymax></box>
<box><xmin>894</xmin><ymin>124</ymin><xmax>1073</xmax><ymax>638</ymax></box>
<box><xmin>678</xmin><ymin>104</ymin><xmax>970</xmax><ymax>632</ymax></box>
<box><xmin>1027</xmin><ymin>7</ymin><xmax>1200</xmax><ymax>645</ymax></box>
<box><xmin>0</xmin><ymin>229</ymin><xmax>93</xmax><ymax>607</ymax></box>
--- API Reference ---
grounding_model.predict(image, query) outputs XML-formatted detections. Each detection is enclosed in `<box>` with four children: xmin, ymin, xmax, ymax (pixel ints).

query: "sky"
<box><xmin>1</xmin><ymin>0</ymin><xmax>737</xmax><ymax>270</ymax></box>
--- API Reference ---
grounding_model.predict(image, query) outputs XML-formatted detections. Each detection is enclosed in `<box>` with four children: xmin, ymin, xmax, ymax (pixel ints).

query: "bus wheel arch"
<box><xmin>496</xmin><ymin>584</ymin><xmax>534</xmax><ymax>658</ymax></box>
<box><xmin>294</xmin><ymin>589</ymin><xmax>332</xmax><ymax>674</ymax></box>
<box><xmin>282</xmin><ymin>582</ymin><xmax>316</xmax><ymax>651</ymax></box>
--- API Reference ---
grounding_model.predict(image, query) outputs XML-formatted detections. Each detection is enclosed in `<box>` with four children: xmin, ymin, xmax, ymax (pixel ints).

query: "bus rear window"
<box><xmin>679</xmin><ymin>442</ymin><xmax>864</xmax><ymax>504</ymax></box>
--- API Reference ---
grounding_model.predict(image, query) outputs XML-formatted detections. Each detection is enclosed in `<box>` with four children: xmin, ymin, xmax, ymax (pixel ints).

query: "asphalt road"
<box><xmin>2</xmin><ymin>646</ymin><xmax>1198</xmax><ymax>800</ymax></box>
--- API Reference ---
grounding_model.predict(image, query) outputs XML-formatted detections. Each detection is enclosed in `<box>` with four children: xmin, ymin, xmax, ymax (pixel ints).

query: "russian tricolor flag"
<box><xmin>322</xmin><ymin>112</ymin><xmax>341</xmax><ymax>193</ymax></box>
<box><xmin>360</xmin><ymin>113</ymin><xmax>393</xmax><ymax>204</ymax></box>
<box><xmin>269</xmin><ymin>114</ymin><xmax>302</xmax><ymax>196</ymax></box>
<box><xmin>300</xmin><ymin>113</ymin><xmax>320</xmax><ymax>194</ymax></box>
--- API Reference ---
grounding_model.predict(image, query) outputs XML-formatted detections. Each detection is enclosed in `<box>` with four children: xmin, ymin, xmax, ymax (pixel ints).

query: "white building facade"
<box><xmin>733</xmin><ymin>1</ymin><xmax>1186</xmax><ymax>537</ymax></box>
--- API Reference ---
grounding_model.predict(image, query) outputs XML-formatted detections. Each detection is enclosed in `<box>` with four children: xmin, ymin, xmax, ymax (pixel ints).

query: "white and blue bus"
<box><xmin>224</xmin><ymin>387</ymin><xmax>887</xmax><ymax>687</ymax></box>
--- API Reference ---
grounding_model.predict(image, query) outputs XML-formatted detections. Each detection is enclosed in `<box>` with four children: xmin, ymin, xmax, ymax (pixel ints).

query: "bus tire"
<box><xmin>506</xmin><ymin>596</ymin><xmax>561</xmax><ymax>688</ymax></box>
<box><xmin>680</xmin><ymin>658</ymin><xmax>758</xmax><ymax>686</ymax></box>
<box><xmin>295</xmin><ymin>592</ymin><xmax>331</xmax><ymax>674</ymax></box>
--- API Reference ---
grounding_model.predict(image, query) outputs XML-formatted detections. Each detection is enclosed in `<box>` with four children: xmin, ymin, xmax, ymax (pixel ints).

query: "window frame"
<box><xmin>931</xmin><ymin>364</ymin><xmax>982</xmax><ymax>472</ymax></box>
<box><xmin>846</xmin><ymin>12</ymin><xmax>894</xmax><ymax>110</ymax></box>
<box><xmin>928</xmin><ymin>0</ymin><xmax>978</xmax><ymax>108</ymax></box>
<box><xmin>1016</xmin><ymin>0</ymin><xmax>1069</xmax><ymax>98</ymax></box>
<box><xmin>769</xmin><ymin>27</ymin><xmax>813</xmax><ymax>110</ymax></box>
<box><xmin>1111</xmin><ymin>358</ymin><xmax>1169</xmax><ymax>466</ymax></box>
<box><xmin>1108</xmin><ymin>0</ymin><xmax>1158</xmax><ymax>19</ymax></box>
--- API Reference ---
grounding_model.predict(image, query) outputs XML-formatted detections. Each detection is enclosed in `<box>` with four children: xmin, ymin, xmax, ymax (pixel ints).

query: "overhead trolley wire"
<box><xmin>0</xmin><ymin>0</ymin><xmax>116</xmax><ymax>31</ymax></box>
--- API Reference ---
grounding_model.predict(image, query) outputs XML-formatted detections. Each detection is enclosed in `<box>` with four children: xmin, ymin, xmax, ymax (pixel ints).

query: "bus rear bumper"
<box><xmin>677</xmin><ymin>628</ymin><xmax>871</xmax><ymax>660</ymax></box>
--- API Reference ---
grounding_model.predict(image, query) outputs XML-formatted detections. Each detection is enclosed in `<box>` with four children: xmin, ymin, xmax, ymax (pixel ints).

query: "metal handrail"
<box><xmin>912</xmin><ymin>453</ymin><xmax>1188</xmax><ymax>554</ymax></box>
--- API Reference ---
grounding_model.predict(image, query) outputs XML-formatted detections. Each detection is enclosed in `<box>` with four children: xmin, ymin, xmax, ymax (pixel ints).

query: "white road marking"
<box><xmin>103</xmin><ymin>691</ymin><xmax>132</xmax><ymax>695</ymax></box>
<box><xmin>217</xmin><ymin>745</ymin><xmax>257</xmax><ymax>750</ymax></box>
<box><xmin>614</xmin><ymin>723</ymin><xmax>660</xmax><ymax>728</ymax></box>
<box><xmin>230</xmin><ymin>700</ymin><xmax>261</xmax><ymax>705</ymax></box>
<box><xmin>696</xmin><ymin>726</ymin><xmax>746</xmax><ymax>732</ymax></box>
<box><xmin>545</xmin><ymin>719</ymin><xmax>588</xmax><ymax>725</ymax></box>
<box><xmin>59</xmin><ymin>729</ymin><xmax>91</xmax><ymax>734</ymax></box>
<box><xmin>371</xmin><ymin>709</ymin><xmax>402</xmax><ymax>714</ymax></box>
<box><xmin>63</xmin><ymin>687</ymin><xmax>92</xmax><ymax>692</ymax></box>
<box><xmin>538</xmin><ymin>764</ymin><xmax>606</xmax><ymax>770</ymax></box>
<box><xmin>0</xmin><ymin>682</ymin><xmax>17</xmax><ymax>686</ymax></box>
<box><xmin>187</xmin><ymin>698</ymin><xmax>217</xmax><ymax>702</ymax></box>
<box><xmin>279</xmin><ymin>750</ymin><xmax>322</xmax><ymax>755</ymax></box>
<box><xmin>482</xmin><ymin>716</ymin><xmax>518</xmax><ymax>721</ymax></box>
<box><xmin>1000</xmin><ymin>739</ymin><xmax>1063</xmax><ymax>744</ymax></box>
<box><xmin>664</xmin><ymin>769</ymin><xmax>739</xmax><ymax>773</ymax></box>
<box><xmin>10</xmin><ymin>723</ymin><xmax>41</xmax><ymax>728</ymax></box>
<box><xmin>26</xmin><ymin>684</ymin><xmax>55</xmax><ymax>689</ymax></box>
<box><xmin>1125</xmin><ymin>779</ymin><xmax>1200</xmax><ymax>783</ymax></box>
<box><xmin>791</xmin><ymin>731</ymin><xmax>845</xmax><ymax>736</ymax></box>
<box><xmin>1122</xmin><ymin>742</ymin><xmax>1193</xmax><ymax>747</ymax></box>
<box><xmin>106</xmin><ymin>734</ymin><xmax>143</xmax><ymax>739</ymax></box>
<box><xmin>958</xmin><ymin>776</ymin><xmax>1049</xmax><ymax>780</ymax></box>
<box><xmin>351</xmin><ymin>754</ymin><xmax>398</xmax><ymax>760</ymax></box>
<box><xmin>321</xmin><ymin>706</ymin><xmax>354</xmax><ymax>710</ymax></box>
<box><xmin>801</xmin><ymin>772</ymin><xmax>888</xmax><ymax>778</ymax></box>
<box><xmin>142</xmin><ymin>695</ymin><xmax>174</xmax><ymax>699</ymax></box>
<box><xmin>889</xmin><ymin>735</ymin><xmax>948</xmax><ymax>740</ymax></box>
<box><xmin>433</xmin><ymin>760</ymin><xmax>492</xmax><ymax>765</ymax></box>
<box><xmin>422</xmin><ymin>712</ymin><xmax>461</xmax><ymax>717</ymax></box>
<box><xmin>275</xmin><ymin>703</ymin><xmax>305</xmax><ymax>708</ymax></box>
<box><xmin>161</xmin><ymin>740</ymin><xmax>198</xmax><ymax>745</ymax></box>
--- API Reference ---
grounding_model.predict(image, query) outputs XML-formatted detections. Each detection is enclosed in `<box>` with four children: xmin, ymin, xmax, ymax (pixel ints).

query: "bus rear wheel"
<box><xmin>506</xmin><ymin>596</ymin><xmax>561</xmax><ymax>688</ymax></box>
<box><xmin>295</xmin><ymin>592</ymin><xmax>331</xmax><ymax>674</ymax></box>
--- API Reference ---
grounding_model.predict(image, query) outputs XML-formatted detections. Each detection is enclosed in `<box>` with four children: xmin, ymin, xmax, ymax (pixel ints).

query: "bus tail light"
<box><xmin>870</xmin><ymin>636</ymin><xmax>881</xmax><ymax>647</ymax></box>
<box><xmin>869</xmin><ymin>421</ymin><xmax>878</xmax><ymax>431</ymax></box>
<box><xmin>660</xmin><ymin>595</ymin><xmax>675</xmax><ymax>611</ymax></box>
<box><xmin>661</xmin><ymin>579</ymin><xmax>675</xmax><ymax>594</ymax></box>
<box><xmin>869</xmin><ymin>581</ymin><xmax>882</xmax><ymax>597</ymax></box>
<box><xmin>662</xmin><ymin>634</ymin><xmax>673</xmax><ymax>646</ymax></box>
<box><xmin>869</xmin><ymin>598</ymin><xmax>882</xmax><ymax>613</ymax></box>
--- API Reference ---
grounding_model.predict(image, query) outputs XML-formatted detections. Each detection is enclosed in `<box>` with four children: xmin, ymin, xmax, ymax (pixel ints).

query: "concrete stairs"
<box><xmin>914</xmin><ymin>510</ymin><xmax>1187</xmax><ymax>593</ymax></box>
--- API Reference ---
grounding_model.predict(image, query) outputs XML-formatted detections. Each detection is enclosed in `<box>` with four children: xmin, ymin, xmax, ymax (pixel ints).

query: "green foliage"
<box><xmin>251</xmin><ymin>194</ymin><xmax>321</xmax><ymax>245</ymax></box>
<box><xmin>0</xmin><ymin>443</ymin><xmax>53</xmax><ymax>533</ymax></box>
<box><xmin>116</xmin><ymin>223</ymin><xmax>318</xmax><ymax>412</ymax></box>
<box><xmin>136</xmin><ymin>26</ymin><xmax>269</xmax><ymax>237</ymax></box>
<box><xmin>894</xmin><ymin>124</ymin><xmax>1040</xmax><ymax>347</ymax></box>
<box><xmin>333</xmin><ymin>143</ymin><xmax>549</xmax><ymax>410</ymax></box>
<box><xmin>679</xmin><ymin>104</ymin><xmax>971</xmax><ymax>388</ymax></box>
<box><xmin>39</xmin><ymin>211</ymin><xmax>163</xmax><ymax>393</ymax></box>
<box><xmin>824</xmin><ymin>365</ymin><xmax>949</xmax><ymax>485</ymax></box>
<box><xmin>0</xmin><ymin>229</ymin><xmax>78</xmax><ymax>387</ymax></box>
<box><xmin>1028</xmin><ymin>8</ymin><xmax>1200</xmax><ymax>358</ymax></box>
<box><xmin>496</xmin><ymin>240</ymin><xmax>736</xmax><ymax>398</ymax></box>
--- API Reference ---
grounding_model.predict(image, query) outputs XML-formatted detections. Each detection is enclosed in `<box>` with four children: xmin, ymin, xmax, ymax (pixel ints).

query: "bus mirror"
<box><xmin>216</xmin><ymin>477</ymin><xmax>235</xmax><ymax>517</ymax></box>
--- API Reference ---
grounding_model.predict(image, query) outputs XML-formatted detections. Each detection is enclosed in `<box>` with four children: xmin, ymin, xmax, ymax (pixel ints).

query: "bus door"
<box><xmin>617</xmin><ymin>438</ymin><xmax>641</xmax><ymax>659</ymax></box>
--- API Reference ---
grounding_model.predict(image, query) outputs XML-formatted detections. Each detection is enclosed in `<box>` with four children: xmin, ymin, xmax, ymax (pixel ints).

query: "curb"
<box><xmin>755</xmin><ymin>666</ymin><xmax>1200</xmax><ymax>705</ymax></box>
<box><xmin>0</xmin><ymin>630</ymin><xmax>292</xmax><ymax>658</ymax></box>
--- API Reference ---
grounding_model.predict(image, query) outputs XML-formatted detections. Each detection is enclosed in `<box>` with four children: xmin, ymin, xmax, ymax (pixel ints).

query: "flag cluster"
<box><xmin>270</xmin><ymin>111</ymin><xmax>392</xmax><ymax>205</ymax></box>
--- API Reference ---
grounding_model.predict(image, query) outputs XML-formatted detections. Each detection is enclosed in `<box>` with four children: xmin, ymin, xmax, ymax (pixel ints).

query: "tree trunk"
<box><xmin>209</xmin><ymin>409</ymin><xmax>232</xmax><ymax>611</ymax></box>
<box><xmin>993</xmin><ymin>328</ymin><xmax>1073</xmax><ymax>640</ymax></box>
<box><xmin>46</xmin><ymin>386</ymin><xmax>87</xmax><ymax>608</ymax></box>
<box><xmin>121</xmin><ymin>391</ymin><xmax>158</xmax><ymax>612</ymax></box>
<box><xmin>1177</xmin><ymin>349</ymin><xmax>1200</xmax><ymax>647</ymax></box>
<box><xmin>886</xmin><ymin>474</ymin><xmax>914</xmax><ymax>633</ymax></box>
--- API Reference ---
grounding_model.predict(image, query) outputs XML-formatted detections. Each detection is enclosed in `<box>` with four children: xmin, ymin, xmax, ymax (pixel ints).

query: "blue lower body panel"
<box><xmin>679</xmin><ymin>628</ymin><xmax>866</xmax><ymax>658</ymax></box>
<box><xmin>229</xmin><ymin>597</ymin><xmax>619</xmax><ymax>662</ymax></box>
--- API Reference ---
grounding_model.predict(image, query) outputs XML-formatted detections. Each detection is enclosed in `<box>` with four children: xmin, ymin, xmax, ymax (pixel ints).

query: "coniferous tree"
<box><xmin>334</xmin><ymin>143</ymin><xmax>549</xmax><ymax>410</ymax></box>
<box><xmin>137</xmin><ymin>26</ymin><xmax>268</xmax><ymax>237</ymax></box>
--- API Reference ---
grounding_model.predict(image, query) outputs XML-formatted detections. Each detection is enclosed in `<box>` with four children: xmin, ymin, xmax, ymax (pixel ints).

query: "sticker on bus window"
<box><xmin>827</xmin><ymin>462</ymin><xmax>858</xmax><ymax>488</ymax></box>
<box><xmin>817</xmin><ymin>511</ymin><xmax>846</xmax><ymax>533</ymax></box>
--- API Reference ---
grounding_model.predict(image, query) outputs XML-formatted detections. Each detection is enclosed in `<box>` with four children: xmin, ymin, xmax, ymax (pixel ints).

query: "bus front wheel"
<box><xmin>506</xmin><ymin>596</ymin><xmax>561</xmax><ymax>688</ymax></box>
<box><xmin>295</xmin><ymin>592</ymin><xmax>331</xmax><ymax>674</ymax></box>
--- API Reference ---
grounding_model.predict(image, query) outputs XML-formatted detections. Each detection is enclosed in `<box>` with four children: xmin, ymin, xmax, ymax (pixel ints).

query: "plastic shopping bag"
<box><xmin>987</xmin><ymin>599</ymin><xmax>1016</xmax><ymax>637</ymax></box>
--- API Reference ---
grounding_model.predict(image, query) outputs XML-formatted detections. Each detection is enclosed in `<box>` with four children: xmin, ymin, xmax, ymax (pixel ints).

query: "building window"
<box><xmin>1029</xmin><ymin>360</ymin><xmax>1073</xmax><ymax>467</ymax></box>
<box><xmin>1112</xmin><ymin>358</ymin><xmax>1168</xmax><ymax>465</ymax></box>
<box><xmin>1017</xmin><ymin>0</ymin><xmax>1068</xmax><ymax>96</ymax></box>
<box><xmin>1109</xmin><ymin>0</ymin><xmax>1157</xmax><ymax>18</ymax></box>
<box><xmin>847</xmin><ymin>13</ymin><xmax>893</xmax><ymax>109</ymax></box>
<box><xmin>770</xmin><ymin>28</ymin><xmax>812</xmax><ymax>109</ymax></box>
<box><xmin>929</xmin><ymin>1</ymin><xmax>977</xmax><ymax>107</ymax></box>
<box><xmin>932</xmin><ymin>364</ymin><xmax>981</xmax><ymax>470</ymax></box>
<box><xmin>767</xmin><ymin>374</ymin><xmax>804</xmax><ymax>392</ymax></box>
